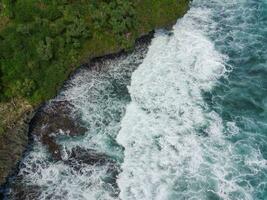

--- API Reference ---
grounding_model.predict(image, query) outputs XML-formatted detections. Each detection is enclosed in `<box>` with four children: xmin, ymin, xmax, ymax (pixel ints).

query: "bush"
<box><xmin>0</xmin><ymin>0</ymin><xmax>189</xmax><ymax>104</ymax></box>
<box><xmin>41</xmin><ymin>6</ymin><xmax>62</xmax><ymax>21</ymax></box>
<box><xmin>0</xmin><ymin>0</ymin><xmax>16</xmax><ymax>18</ymax></box>
<box><xmin>0</xmin><ymin>68</ymin><xmax>4</xmax><ymax>101</ymax></box>
<box><xmin>92</xmin><ymin>0</ymin><xmax>136</xmax><ymax>45</ymax></box>
<box><xmin>13</xmin><ymin>1</ymin><xmax>40</xmax><ymax>22</ymax></box>
<box><xmin>0</xmin><ymin>0</ymin><xmax>131</xmax><ymax>103</ymax></box>
<box><xmin>9</xmin><ymin>78</ymin><xmax>36</xmax><ymax>97</ymax></box>
<box><xmin>66</xmin><ymin>17</ymin><xmax>90</xmax><ymax>40</ymax></box>
<box><xmin>37</xmin><ymin>37</ymin><xmax>53</xmax><ymax>61</ymax></box>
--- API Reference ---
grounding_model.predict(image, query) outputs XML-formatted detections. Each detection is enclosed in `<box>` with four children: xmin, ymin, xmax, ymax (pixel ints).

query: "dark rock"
<box><xmin>30</xmin><ymin>101</ymin><xmax>87</xmax><ymax>160</ymax></box>
<box><xmin>8</xmin><ymin>148</ymin><xmax>119</xmax><ymax>200</ymax></box>
<box><xmin>0</xmin><ymin>110</ymin><xmax>34</xmax><ymax>186</ymax></box>
<box><xmin>8</xmin><ymin>183</ymin><xmax>41</xmax><ymax>200</ymax></box>
<box><xmin>65</xmin><ymin>146</ymin><xmax>120</xmax><ymax>188</ymax></box>
<box><xmin>66</xmin><ymin>146</ymin><xmax>116</xmax><ymax>167</ymax></box>
<box><xmin>42</xmin><ymin>134</ymin><xmax>62</xmax><ymax>160</ymax></box>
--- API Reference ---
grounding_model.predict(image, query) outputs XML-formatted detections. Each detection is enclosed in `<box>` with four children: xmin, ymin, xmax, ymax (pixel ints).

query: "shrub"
<box><xmin>0</xmin><ymin>0</ymin><xmax>16</xmax><ymax>18</ymax></box>
<box><xmin>9</xmin><ymin>78</ymin><xmax>36</xmax><ymax>97</ymax></box>
<box><xmin>37</xmin><ymin>37</ymin><xmax>53</xmax><ymax>61</ymax></box>
<box><xmin>0</xmin><ymin>0</ymin><xmax>189</xmax><ymax>104</ymax></box>
<box><xmin>66</xmin><ymin>17</ymin><xmax>90</xmax><ymax>40</ymax></box>
<box><xmin>13</xmin><ymin>1</ymin><xmax>40</xmax><ymax>22</ymax></box>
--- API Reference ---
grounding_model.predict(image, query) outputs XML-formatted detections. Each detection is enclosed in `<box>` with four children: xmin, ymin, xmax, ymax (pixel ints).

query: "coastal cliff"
<box><xmin>0</xmin><ymin>0</ymin><xmax>189</xmax><ymax>187</ymax></box>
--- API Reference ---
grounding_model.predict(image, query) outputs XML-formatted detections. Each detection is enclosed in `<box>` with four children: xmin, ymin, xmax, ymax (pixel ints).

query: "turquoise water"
<box><xmin>206</xmin><ymin>1</ymin><xmax>267</xmax><ymax>199</ymax></box>
<box><xmin>117</xmin><ymin>1</ymin><xmax>267</xmax><ymax>199</ymax></box>
<box><xmin>209</xmin><ymin>1</ymin><xmax>267</xmax><ymax>199</ymax></box>
<box><xmin>6</xmin><ymin>0</ymin><xmax>267</xmax><ymax>199</ymax></box>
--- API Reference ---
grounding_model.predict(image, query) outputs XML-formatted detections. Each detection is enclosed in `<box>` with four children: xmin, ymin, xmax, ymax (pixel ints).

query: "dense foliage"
<box><xmin>0</xmin><ymin>0</ymin><xmax>188</xmax><ymax>104</ymax></box>
<box><xmin>0</xmin><ymin>0</ymin><xmax>137</xmax><ymax>103</ymax></box>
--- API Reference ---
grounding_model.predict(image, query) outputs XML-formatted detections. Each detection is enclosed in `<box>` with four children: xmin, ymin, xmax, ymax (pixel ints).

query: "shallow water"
<box><xmin>6</xmin><ymin>0</ymin><xmax>267</xmax><ymax>199</ymax></box>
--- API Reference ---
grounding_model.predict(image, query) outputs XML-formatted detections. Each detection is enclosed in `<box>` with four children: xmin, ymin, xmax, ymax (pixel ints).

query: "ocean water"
<box><xmin>117</xmin><ymin>0</ymin><xmax>267</xmax><ymax>199</ymax></box>
<box><xmin>6</xmin><ymin>43</ymin><xmax>148</xmax><ymax>200</ymax></box>
<box><xmin>6</xmin><ymin>0</ymin><xmax>267</xmax><ymax>199</ymax></box>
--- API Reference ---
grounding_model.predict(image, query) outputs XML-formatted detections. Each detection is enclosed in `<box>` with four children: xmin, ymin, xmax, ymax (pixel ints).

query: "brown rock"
<box><xmin>30</xmin><ymin>101</ymin><xmax>87</xmax><ymax>160</ymax></box>
<box><xmin>0</xmin><ymin>108</ymin><xmax>34</xmax><ymax>186</ymax></box>
<box><xmin>66</xmin><ymin>146</ymin><xmax>115</xmax><ymax>166</ymax></box>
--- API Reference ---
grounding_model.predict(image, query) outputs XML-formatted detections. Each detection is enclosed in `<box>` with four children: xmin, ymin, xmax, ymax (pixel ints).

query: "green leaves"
<box><xmin>16</xmin><ymin>24</ymin><xmax>31</xmax><ymax>35</ymax></box>
<box><xmin>66</xmin><ymin>17</ymin><xmax>90</xmax><ymax>40</ymax></box>
<box><xmin>0</xmin><ymin>0</ymin><xmax>16</xmax><ymax>18</ymax></box>
<box><xmin>0</xmin><ymin>0</ymin><xmax>138</xmax><ymax>102</ymax></box>
<box><xmin>37</xmin><ymin>37</ymin><xmax>53</xmax><ymax>61</ymax></box>
<box><xmin>0</xmin><ymin>0</ymin><xmax>189</xmax><ymax>103</ymax></box>
<box><xmin>13</xmin><ymin>1</ymin><xmax>40</xmax><ymax>22</ymax></box>
<box><xmin>41</xmin><ymin>6</ymin><xmax>62</xmax><ymax>21</ymax></box>
<box><xmin>111</xmin><ymin>1</ymin><xmax>136</xmax><ymax>45</ymax></box>
<box><xmin>8</xmin><ymin>78</ymin><xmax>36</xmax><ymax>98</ymax></box>
<box><xmin>92</xmin><ymin>0</ymin><xmax>136</xmax><ymax>46</ymax></box>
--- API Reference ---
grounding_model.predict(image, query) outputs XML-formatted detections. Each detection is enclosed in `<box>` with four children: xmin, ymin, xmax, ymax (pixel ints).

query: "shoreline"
<box><xmin>0</xmin><ymin>1</ymin><xmax>190</xmax><ymax>193</ymax></box>
<box><xmin>0</xmin><ymin>30</ymin><xmax>155</xmax><ymax>197</ymax></box>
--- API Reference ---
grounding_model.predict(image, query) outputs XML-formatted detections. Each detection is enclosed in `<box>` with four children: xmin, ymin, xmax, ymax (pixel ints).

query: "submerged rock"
<box><xmin>65</xmin><ymin>146</ymin><xmax>120</xmax><ymax>191</ymax></box>
<box><xmin>65</xmin><ymin>146</ymin><xmax>118</xmax><ymax>169</ymax></box>
<box><xmin>30</xmin><ymin>101</ymin><xmax>87</xmax><ymax>160</ymax></box>
<box><xmin>8</xmin><ymin>147</ymin><xmax>120</xmax><ymax>200</ymax></box>
<box><xmin>8</xmin><ymin>184</ymin><xmax>41</xmax><ymax>200</ymax></box>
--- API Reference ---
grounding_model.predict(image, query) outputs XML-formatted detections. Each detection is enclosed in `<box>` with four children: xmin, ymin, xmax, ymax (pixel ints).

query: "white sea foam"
<box><xmin>9</xmin><ymin>1</ymin><xmax>267</xmax><ymax>199</ymax></box>
<box><xmin>116</xmin><ymin>2</ymin><xmax>261</xmax><ymax>200</ymax></box>
<box><xmin>18</xmin><ymin>144</ymin><xmax>119</xmax><ymax>200</ymax></box>
<box><xmin>55</xmin><ymin>45</ymin><xmax>147</xmax><ymax>159</ymax></box>
<box><xmin>11</xmin><ymin>44</ymin><xmax>148</xmax><ymax>200</ymax></box>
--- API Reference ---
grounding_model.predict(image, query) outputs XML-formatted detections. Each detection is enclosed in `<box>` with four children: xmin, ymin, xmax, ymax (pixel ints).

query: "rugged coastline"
<box><xmin>0</xmin><ymin>1</ymin><xmax>266</xmax><ymax>199</ymax></box>
<box><xmin>2</xmin><ymin>33</ymin><xmax>153</xmax><ymax>199</ymax></box>
<box><xmin>0</xmin><ymin>32</ymin><xmax>152</xmax><ymax>197</ymax></box>
<box><xmin>0</xmin><ymin>0</ymin><xmax>190</xmax><ymax>196</ymax></box>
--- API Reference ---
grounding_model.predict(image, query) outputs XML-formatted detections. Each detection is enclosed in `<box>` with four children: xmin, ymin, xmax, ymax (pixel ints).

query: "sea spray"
<box><xmin>8</xmin><ymin>43</ymin><xmax>149</xmax><ymax>200</ymax></box>
<box><xmin>6</xmin><ymin>0</ymin><xmax>267</xmax><ymax>199</ymax></box>
<box><xmin>116</xmin><ymin>0</ymin><xmax>267</xmax><ymax>199</ymax></box>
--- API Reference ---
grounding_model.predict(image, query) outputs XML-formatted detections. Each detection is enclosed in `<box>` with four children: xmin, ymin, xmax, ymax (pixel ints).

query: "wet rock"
<box><xmin>66</xmin><ymin>146</ymin><xmax>116</xmax><ymax>167</ymax></box>
<box><xmin>8</xmin><ymin>148</ymin><xmax>120</xmax><ymax>200</ymax></box>
<box><xmin>65</xmin><ymin>146</ymin><xmax>120</xmax><ymax>188</ymax></box>
<box><xmin>0</xmin><ymin>109</ymin><xmax>34</xmax><ymax>186</ymax></box>
<box><xmin>8</xmin><ymin>184</ymin><xmax>41</xmax><ymax>200</ymax></box>
<box><xmin>42</xmin><ymin>134</ymin><xmax>62</xmax><ymax>160</ymax></box>
<box><xmin>30</xmin><ymin>101</ymin><xmax>87</xmax><ymax>160</ymax></box>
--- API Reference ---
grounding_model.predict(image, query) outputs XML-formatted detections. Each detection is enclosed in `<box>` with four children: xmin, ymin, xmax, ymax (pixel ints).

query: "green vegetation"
<box><xmin>0</xmin><ymin>0</ymin><xmax>137</xmax><ymax>104</ymax></box>
<box><xmin>0</xmin><ymin>0</ymin><xmax>189</xmax><ymax>131</ymax></box>
<box><xmin>0</xmin><ymin>0</ymin><xmax>188</xmax><ymax>186</ymax></box>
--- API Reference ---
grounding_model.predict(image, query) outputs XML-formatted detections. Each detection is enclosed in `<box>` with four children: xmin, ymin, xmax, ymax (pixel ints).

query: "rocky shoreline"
<box><xmin>0</xmin><ymin>32</ymin><xmax>154</xmax><ymax>198</ymax></box>
<box><xmin>6</xmin><ymin>100</ymin><xmax>120</xmax><ymax>199</ymax></box>
<box><xmin>0</xmin><ymin>104</ymin><xmax>34</xmax><ymax>195</ymax></box>
<box><xmin>0</xmin><ymin>1</ymin><xmax>191</xmax><ymax>195</ymax></box>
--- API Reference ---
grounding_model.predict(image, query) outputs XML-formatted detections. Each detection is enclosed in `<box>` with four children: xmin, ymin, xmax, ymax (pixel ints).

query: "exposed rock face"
<box><xmin>30</xmin><ymin>101</ymin><xmax>87</xmax><ymax>160</ymax></box>
<box><xmin>0</xmin><ymin>100</ymin><xmax>34</xmax><ymax>186</ymax></box>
